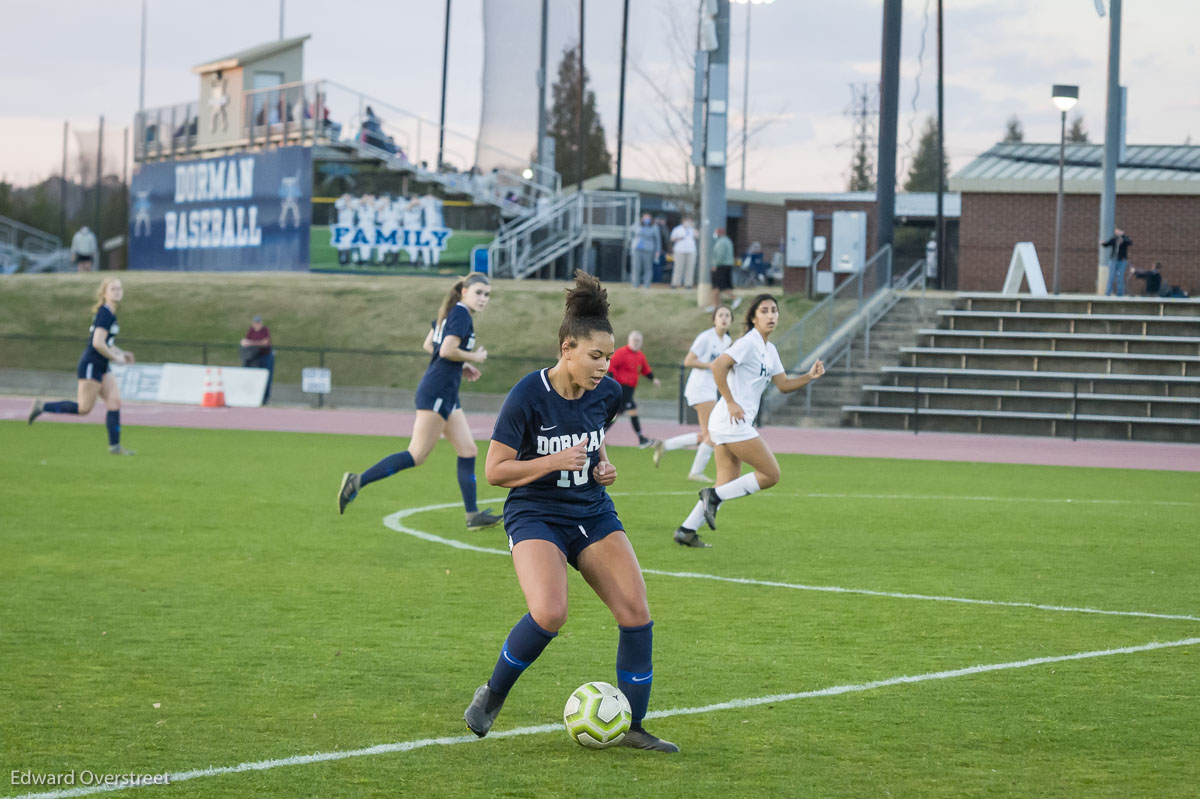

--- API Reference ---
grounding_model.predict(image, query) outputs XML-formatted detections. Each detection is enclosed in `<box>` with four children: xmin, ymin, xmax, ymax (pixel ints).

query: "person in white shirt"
<box><xmin>376</xmin><ymin>194</ymin><xmax>402</xmax><ymax>265</ymax></box>
<box><xmin>355</xmin><ymin>194</ymin><xmax>377</xmax><ymax>265</ymax></box>
<box><xmin>672</xmin><ymin>294</ymin><xmax>825</xmax><ymax>548</ymax></box>
<box><xmin>669</xmin><ymin>216</ymin><xmax>698</xmax><ymax>288</ymax></box>
<box><xmin>402</xmin><ymin>197</ymin><xmax>425</xmax><ymax>265</ymax></box>
<box><xmin>652</xmin><ymin>306</ymin><xmax>733</xmax><ymax>482</ymax></box>
<box><xmin>71</xmin><ymin>226</ymin><xmax>99</xmax><ymax>272</ymax></box>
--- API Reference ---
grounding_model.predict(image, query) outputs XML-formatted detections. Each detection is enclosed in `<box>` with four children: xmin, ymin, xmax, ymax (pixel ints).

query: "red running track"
<box><xmin>4</xmin><ymin>396</ymin><xmax>1197</xmax><ymax>472</ymax></box>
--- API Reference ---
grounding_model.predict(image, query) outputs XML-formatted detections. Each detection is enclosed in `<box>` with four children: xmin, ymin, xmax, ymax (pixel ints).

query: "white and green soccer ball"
<box><xmin>562</xmin><ymin>681</ymin><xmax>631</xmax><ymax>749</ymax></box>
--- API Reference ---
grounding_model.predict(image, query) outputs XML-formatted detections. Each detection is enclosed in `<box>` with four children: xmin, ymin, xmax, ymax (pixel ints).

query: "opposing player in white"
<box><xmin>652</xmin><ymin>305</ymin><xmax>733</xmax><ymax>482</ymax></box>
<box><xmin>673</xmin><ymin>294</ymin><xmax>825</xmax><ymax>548</ymax></box>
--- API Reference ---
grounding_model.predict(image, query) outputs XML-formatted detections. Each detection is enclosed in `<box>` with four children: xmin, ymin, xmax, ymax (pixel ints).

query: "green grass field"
<box><xmin>0</xmin><ymin>274</ymin><xmax>814</xmax><ymax>401</ymax></box>
<box><xmin>3</xmin><ymin>422</ymin><xmax>1198</xmax><ymax>798</ymax></box>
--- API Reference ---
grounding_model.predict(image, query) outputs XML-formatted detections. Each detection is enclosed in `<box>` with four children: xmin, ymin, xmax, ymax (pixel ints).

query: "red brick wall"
<box><xmin>959</xmin><ymin>192</ymin><xmax>1200</xmax><ymax>294</ymax></box>
<box><xmin>738</xmin><ymin>205</ymin><xmax>786</xmax><ymax>262</ymax></box>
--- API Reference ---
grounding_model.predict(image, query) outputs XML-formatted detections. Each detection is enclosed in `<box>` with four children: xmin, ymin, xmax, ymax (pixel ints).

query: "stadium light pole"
<box><xmin>536</xmin><ymin>0</ymin><xmax>549</xmax><ymax>185</ymax></box>
<box><xmin>615</xmin><ymin>0</ymin><xmax>630</xmax><ymax>191</ymax></box>
<box><xmin>1052</xmin><ymin>84</ymin><xmax>1079</xmax><ymax>295</ymax></box>
<box><xmin>577</xmin><ymin>0</ymin><xmax>585</xmax><ymax>192</ymax></box>
<box><xmin>279</xmin><ymin>0</ymin><xmax>284</xmax><ymax>39</ymax></box>
<box><xmin>876</xmin><ymin>0</ymin><xmax>902</xmax><ymax>254</ymax></box>
<box><xmin>730</xmin><ymin>0</ymin><xmax>776</xmax><ymax>192</ymax></box>
<box><xmin>437</xmin><ymin>0</ymin><xmax>451</xmax><ymax>171</ymax></box>
<box><xmin>1097</xmin><ymin>0</ymin><xmax>1122</xmax><ymax>293</ymax></box>
<box><xmin>138</xmin><ymin>0</ymin><xmax>147</xmax><ymax>112</ymax></box>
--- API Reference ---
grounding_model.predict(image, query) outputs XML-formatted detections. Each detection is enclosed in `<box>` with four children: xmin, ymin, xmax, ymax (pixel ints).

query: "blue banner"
<box><xmin>129</xmin><ymin>147</ymin><xmax>312</xmax><ymax>271</ymax></box>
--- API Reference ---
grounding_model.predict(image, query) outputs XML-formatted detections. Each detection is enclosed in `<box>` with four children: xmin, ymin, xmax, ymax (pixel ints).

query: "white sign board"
<box><xmin>109</xmin><ymin>362</ymin><xmax>268</xmax><ymax>407</ymax></box>
<box><xmin>302</xmin><ymin>367</ymin><xmax>332</xmax><ymax>395</ymax></box>
<box><xmin>1001</xmin><ymin>242</ymin><xmax>1048</xmax><ymax>296</ymax></box>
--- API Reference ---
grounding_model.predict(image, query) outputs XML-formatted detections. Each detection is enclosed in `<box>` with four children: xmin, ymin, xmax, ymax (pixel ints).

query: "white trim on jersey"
<box><xmin>539</xmin><ymin>368</ymin><xmax>552</xmax><ymax>392</ymax></box>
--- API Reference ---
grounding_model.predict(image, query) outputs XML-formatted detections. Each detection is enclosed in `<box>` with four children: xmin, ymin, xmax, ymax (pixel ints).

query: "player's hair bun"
<box><xmin>563</xmin><ymin>271</ymin><xmax>609</xmax><ymax>321</ymax></box>
<box><xmin>559</xmin><ymin>270</ymin><xmax>614</xmax><ymax>345</ymax></box>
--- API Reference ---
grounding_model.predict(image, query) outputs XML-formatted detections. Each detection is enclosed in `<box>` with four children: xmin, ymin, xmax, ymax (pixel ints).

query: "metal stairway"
<box><xmin>0</xmin><ymin>216</ymin><xmax>69</xmax><ymax>274</ymax></box>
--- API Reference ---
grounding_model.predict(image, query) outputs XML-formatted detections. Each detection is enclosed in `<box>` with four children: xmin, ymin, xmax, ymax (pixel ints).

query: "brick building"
<box><xmin>950</xmin><ymin>143</ymin><xmax>1200</xmax><ymax>295</ymax></box>
<box><xmin>781</xmin><ymin>193</ymin><xmax>960</xmax><ymax>295</ymax></box>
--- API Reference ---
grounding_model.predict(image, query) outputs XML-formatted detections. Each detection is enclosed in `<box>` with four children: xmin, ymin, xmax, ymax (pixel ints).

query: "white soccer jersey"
<box><xmin>420</xmin><ymin>195</ymin><xmax>444</xmax><ymax>228</ymax></box>
<box><xmin>683</xmin><ymin>327</ymin><xmax>732</xmax><ymax>404</ymax></box>
<box><xmin>356</xmin><ymin>200</ymin><xmax>377</xmax><ymax>227</ymax></box>
<box><xmin>712</xmin><ymin>328</ymin><xmax>784</xmax><ymax>425</ymax></box>
<box><xmin>334</xmin><ymin>197</ymin><xmax>355</xmax><ymax>227</ymax></box>
<box><xmin>402</xmin><ymin>201</ymin><xmax>424</xmax><ymax>229</ymax></box>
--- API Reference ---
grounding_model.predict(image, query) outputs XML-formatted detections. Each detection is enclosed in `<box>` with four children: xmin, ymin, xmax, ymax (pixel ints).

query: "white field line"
<box><xmin>383</xmin><ymin>501</ymin><xmax>1200</xmax><ymax>625</ymax></box>
<box><xmin>9</xmin><ymin>636</ymin><xmax>1199</xmax><ymax>799</ymax></box>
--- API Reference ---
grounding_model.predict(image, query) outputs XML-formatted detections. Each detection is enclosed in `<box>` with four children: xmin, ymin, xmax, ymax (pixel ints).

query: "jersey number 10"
<box><xmin>556</xmin><ymin>468</ymin><xmax>588</xmax><ymax>488</ymax></box>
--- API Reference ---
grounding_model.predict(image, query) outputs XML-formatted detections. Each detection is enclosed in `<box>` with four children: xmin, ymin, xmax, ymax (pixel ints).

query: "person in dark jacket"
<box><xmin>1100</xmin><ymin>227</ymin><xmax>1133</xmax><ymax>297</ymax></box>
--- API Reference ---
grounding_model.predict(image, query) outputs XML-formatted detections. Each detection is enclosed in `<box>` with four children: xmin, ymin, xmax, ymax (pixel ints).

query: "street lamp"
<box><xmin>731</xmin><ymin>0</ymin><xmax>776</xmax><ymax>191</ymax></box>
<box><xmin>1051</xmin><ymin>83</ymin><xmax>1078</xmax><ymax>294</ymax></box>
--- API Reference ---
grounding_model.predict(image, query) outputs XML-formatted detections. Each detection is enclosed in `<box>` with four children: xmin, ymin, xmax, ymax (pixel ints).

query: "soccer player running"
<box><xmin>463</xmin><ymin>271</ymin><xmax>678</xmax><ymax>753</ymax></box>
<box><xmin>28</xmin><ymin>278</ymin><xmax>136</xmax><ymax>455</ymax></box>
<box><xmin>673</xmin><ymin>294</ymin><xmax>825</xmax><ymax>548</ymax></box>
<box><xmin>337</xmin><ymin>273</ymin><xmax>502</xmax><ymax>531</ymax></box>
<box><xmin>606</xmin><ymin>330</ymin><xmax>660</xmax><ymax>448</ymax></box>
<box><xmin>652</xmin><ymin>305</ymin><xmax>733</xmax><ymax>482</ymax></box>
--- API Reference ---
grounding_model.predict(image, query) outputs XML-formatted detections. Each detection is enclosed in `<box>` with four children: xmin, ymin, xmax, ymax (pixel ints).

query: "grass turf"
<box><xmin>2</xmin><ymin>421</ymin><xmax>1197</xmax><ymax>798</ymax></box>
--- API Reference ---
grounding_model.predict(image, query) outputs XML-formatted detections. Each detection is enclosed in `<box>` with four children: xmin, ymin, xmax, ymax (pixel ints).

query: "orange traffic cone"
<box><xmin>201</xmin><ymin>367</ymin><xmax>225</xmax><ymax>407</ymax></box>
<box><xmin>213</xmin><ymin>367</ymin><xmax>226</xmax><ymax>407</ymax></box>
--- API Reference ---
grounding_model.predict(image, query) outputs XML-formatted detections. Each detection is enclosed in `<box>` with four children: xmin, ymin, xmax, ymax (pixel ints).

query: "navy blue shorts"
<box><xmin>76</xmin><ymin>352</ymin><xmax>109</xmax><ymax>382</ymax></box>
<box><xmin>619</xmin><ymin>384</ymin><xmax>637</xmax><ymax>411</ymax></box>
<box><xmin>505</xmin><ymin>510</ymin><xmax>625</xmax><ymax>570</ymax></box>
<box><xmin>414</xmin><ymin>383</ymin><xmax>460</xmax><ymax>420</ymax></box>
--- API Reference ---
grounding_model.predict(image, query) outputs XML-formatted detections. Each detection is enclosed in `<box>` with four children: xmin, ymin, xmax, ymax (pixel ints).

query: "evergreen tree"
<box><xmin>1002</xmin><ymin>115</ymin><xmax>1024</xmax><ymax>143</ymax></box>
<box><xmin>1066</xmin><ymin>114</ymin><xmax>1089</xmax><ymax>143</ymax></box>
<box><xmin>547</xmin><ymin>43</ymin><xmax>612</xmax><ymax>186</ymax></box>
<box><xmin>847</xmin><ymin>138</ymin><xmax>874</xmax><ymax>191</ymax></box>
<box><xmin>904</xmin><ymin>116</ymin><xmax>948</xmax><ymax>192</ymax></box>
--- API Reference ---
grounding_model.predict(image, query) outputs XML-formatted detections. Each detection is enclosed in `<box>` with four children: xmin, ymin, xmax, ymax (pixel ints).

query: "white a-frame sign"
<box><xmin>1001</xmin><ymin>242</ymin><xmax>1048</xmax><ymax>296</ymax></box>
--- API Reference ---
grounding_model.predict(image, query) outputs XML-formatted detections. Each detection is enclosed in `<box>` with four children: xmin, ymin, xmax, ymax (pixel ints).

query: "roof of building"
<box><xmin>193</xmin><ymin>35</ymin><xmax>311</xmax><ymax>74</ymax></box>
<box><xmin>950</xmin><ymin>142</ymin><xmax>1200</xmax><ymax>196</ymax></box>
<box><xmin>578</xmin><ymin>175</ymin><xmax>960</xmax><ymax>218</ymax></box>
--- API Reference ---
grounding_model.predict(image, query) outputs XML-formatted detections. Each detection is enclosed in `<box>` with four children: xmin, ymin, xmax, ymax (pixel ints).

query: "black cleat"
<box><xmin>464</xmin><ymin>683</ymin><xmax>505</xmax><ymax>737</ymax></box>
<box><xmin>619</xmin><ymin>727</ymin><xmax>679</xmax><ymax>753</ymax></box>
<box><xmin>698</xmin><ymin>487</ymin><xmax>721</xmax><ymax>530</ymax></box>
<box><xmin>637</xmin><ymin>437</ymin><xmax>655</xmax><ymax>450</ymax></box>
<box><xmin>466</xmin><ymin>508</ymin><xmax>503</xmax><ymax>530</ymax></box>
<box><xmin>674</xmin><ymin>526</ymin><xmax>711</xmax><ymax>548</ymax></box>
<box><xmin>27</xmin><ymin>399</ymin><xmax>43</xmax><ymax>425</ymax></box>
<box><xmin>337</xmin><ymin>472</ymin><xmax>360</xmax><ymax>515</ymax></box>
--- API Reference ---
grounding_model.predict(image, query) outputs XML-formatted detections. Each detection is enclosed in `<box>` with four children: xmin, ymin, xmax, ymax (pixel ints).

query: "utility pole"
<box><xmin>935</xmin><ymin>0</ymin><xmax>945</xmax><ymax>288</ymax></box>
<box><xmin>615</xmin><ymin>0</ymin><xmax>630</xmax><ymax>191</ymax></box>
<box><xmin>437</xmin><ymin>0</ymin><xmax>451</xmax><ymax>171</ymax></box>
<box><xmin>576</xmin><ymin>0</ymin><xmax>586</xmax><ymax>192</ymax></box>
<box><xmin>699</xmin><ymin>0</ymin><xmax>730</xmax><ymax>308</ymax></box>
<box><xmin>536</xmin><ymin>0</ymin><xmax>549</xmax><ymax>185</ymax></box>
<box><xmin>876</xmin><ymin>0</ymin><xmax>902</xmax><ymax>253</ymax></box>
<box><xmin>1097</xmin><ymin>0</ymin><xmax>1122</xmax><ymax>292</ymax></box>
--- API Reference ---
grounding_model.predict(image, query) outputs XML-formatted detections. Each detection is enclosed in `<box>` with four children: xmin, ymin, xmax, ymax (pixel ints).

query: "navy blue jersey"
<box><xmin>85</xmin><ymin>305</ymin><xmax>118</xmax><ymax>362</ymax></box>
<box><xmin>492</xmin><ymin>369</ymin><xmax>623</xmax><ymax>524</ymax></box>
<box><xmin>421</xmin><ymin>303</ymin><xmax>475</xmax><ymax>393</ymax></box>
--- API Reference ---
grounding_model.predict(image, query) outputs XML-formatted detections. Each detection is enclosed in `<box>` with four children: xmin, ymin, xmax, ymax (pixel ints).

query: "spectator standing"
<box><xmin>1100</xmin><ymin>227</ymin><xmax>1133</xmax><ymax>297</ymax></box>
<box><xmin>71</xmin><ymin>226</ymin><xmax>99</xmax><ymax>272</ymax></box>
<box><xmin>670</xmin><ymin>216</ymin><xmax>698</xmax><ymax>288</ymax></box>
<box><xmin>653</xmin><ymin>216</ymin><xmax>670</xmax><ymax>284</ymax></box>
<box><xmin>630</xmin><ymin>213</ymin><xmax>658</xmax><ymax>289</ymax></box>
<box><xmin>240</xmin><ymin>315</ymin><xmax>275</xmax><ymax>404</ymax></box>
<box><xmin>709</xmin><ymin>227</ymin><xmax>739</xmax><ymax>310</ymax></box>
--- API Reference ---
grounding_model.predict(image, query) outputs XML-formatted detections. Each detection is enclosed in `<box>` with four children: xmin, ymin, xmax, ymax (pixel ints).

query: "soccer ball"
<box><xmin>562</xmin><ymin>681</ymin><xmax>631</xmax><ymax>749</ymax></box>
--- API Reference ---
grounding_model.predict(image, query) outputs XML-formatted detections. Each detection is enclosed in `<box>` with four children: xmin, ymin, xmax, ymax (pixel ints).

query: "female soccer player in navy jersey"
<box><xmin>462</xmin><ymin>271</ymin><xmax>677</xmax><ymax>752</ymax></box>
<box><xmin>673</xmin><ymin>294</ymin><xmax>825</xmax><ymax>548</ymax></box>
<box><xmin>337</xmin><ymin>273</ymin><xmax>502</xmax><ymax>530</ymax></box>
<box><xmin>28</xmin><ymin>277</ymin><xmax>136</xmax><ymax>455</ymax></box>
<box><xmin>652</xmin><ymin>304</ymin><xmax>733</xmax><ymax>481</ymax></box>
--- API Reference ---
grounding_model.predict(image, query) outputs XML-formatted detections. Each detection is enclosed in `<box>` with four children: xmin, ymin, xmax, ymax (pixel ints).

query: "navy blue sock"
<box><xmin>359</xmin><ymin>451</ymin><xmax>415</xmax><ymax>488</ymax></box>
<box><xmin>105</xmin><ymin>410</ymin><xmax>120</xmax><ymax>446</ymax></box>
<box><xmin>43</xmin><ymin>401</ymin><xmax>79</xmax><ymax>414</ymax></box>
<box><xmin>630</xmin><ymin>415</ymin><xmax>643</xmax><ymax>437</ymax></box>
<box><xmin>457</xmin><ymin>457</ymin><xmax>478</xmax><ymax>513</ymax></box>
<box><xmin>488</xmin><ymin>613</ymin><xmax>557</xmax><ymax>697</ymax></box>
<box><xmin>617</xmin><ymin>621</ymin><xmax>654</xmax><ymax>728</ymax></box>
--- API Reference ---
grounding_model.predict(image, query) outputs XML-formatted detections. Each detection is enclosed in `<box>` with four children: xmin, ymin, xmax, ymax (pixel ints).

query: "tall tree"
<box><xmin>1002</xmin><ymin>115</ymin><xmax>1024</xmax><ymax>143</ymax></box>
<box><xmin>848</xmin><ymin>138</ymin><xmax>875</xmax><ymax>191</ymax></box>
<box><xmin>547</xmin><ymin>43</ymin><xmax>612</xmax><ymax>187</ymax></box>
<box><xmin>904</xmin><ymin>116</ymin><xmax>948</xmax><ymax>192</ymax></box>
<box><xmin>1066</xmin><ymin>114</ymin><xmax>1089</xmax><ymax>143</ymax></box>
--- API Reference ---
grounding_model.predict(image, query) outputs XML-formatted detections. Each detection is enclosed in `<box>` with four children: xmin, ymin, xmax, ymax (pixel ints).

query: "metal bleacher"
<box><xmin>843</xmin><ymin>293</ymin><xmax>1200</xmax><ymax>442</ymax></box>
